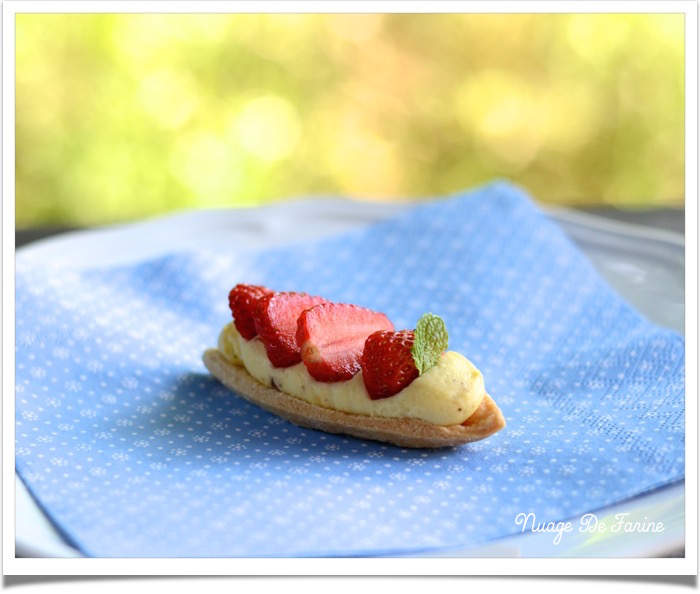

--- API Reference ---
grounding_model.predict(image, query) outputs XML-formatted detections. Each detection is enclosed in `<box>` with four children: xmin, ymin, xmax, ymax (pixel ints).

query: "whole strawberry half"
<box><xmin>360</xmin><ymin>330</ymin><xmax>420</xmax><ymax>399</ymax></box>
<box><xmin>228</xmin><ymin>283</ymin><xmax>274</xmax><ymax>340</ymax></box>
<box><xmin>361</xmin><ymin>313</ymin><xmax>448</xmax><ymax>399</ymax></box>
<box><xmin>254</xmin><ymin>292</ymin><xmax>327</xmax><ymax>367</ymax></box>
<box><xmin>296</xmin><ymin>303</ymin><xmax>394</xmax><ymax>382</ymax></box>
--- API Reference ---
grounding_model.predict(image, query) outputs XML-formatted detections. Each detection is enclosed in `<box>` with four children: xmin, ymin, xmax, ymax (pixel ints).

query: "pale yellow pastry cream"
<box><xmin>217</xmin><ymin>322</ymin><xmax>486</xmax><ymax>426</ymax></box>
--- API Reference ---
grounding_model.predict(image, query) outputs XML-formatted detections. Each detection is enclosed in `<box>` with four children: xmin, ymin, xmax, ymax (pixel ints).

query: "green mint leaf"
<box><xmin>411</xmin><ymin>313</ymin><xmax>448</xmax><ymax>375</ymax></box>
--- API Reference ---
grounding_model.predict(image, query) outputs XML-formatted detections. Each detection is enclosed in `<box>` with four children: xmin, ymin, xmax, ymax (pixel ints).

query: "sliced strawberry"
<box><xmin>254</xmin><ymin>292</ymin><xmax>327</xmax><ymax>367</ymax></box>
<box><xmin>228</xmin><ymin>283</ymin><xmax>274</xmax><ymax>340</ymax></box>
<box><xmin>360</xmin><ymin>330</ymin><xmax>420</xmax><ymax>399</ymax></box>
<box><xmin>296</xmin><ymin>303</ymin><xmax>394</xmax><ymax>382</ymax></box>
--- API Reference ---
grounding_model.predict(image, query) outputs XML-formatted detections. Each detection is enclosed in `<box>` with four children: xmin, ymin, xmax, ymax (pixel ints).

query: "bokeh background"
<box><xmin>16</xmin><ymin>13</ymin><xmax>685</xmax><ymax>229</ymax></box>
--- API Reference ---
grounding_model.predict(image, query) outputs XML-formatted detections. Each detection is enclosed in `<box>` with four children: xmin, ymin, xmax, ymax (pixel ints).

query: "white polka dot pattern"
<box><xmin>15</xmin><ymin>182</ymin><xmax>684</xmax><ymax>557</ymax></box>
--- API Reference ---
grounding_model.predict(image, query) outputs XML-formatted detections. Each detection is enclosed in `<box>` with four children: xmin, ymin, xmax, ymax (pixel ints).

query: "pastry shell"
<box><xmin>203</xmin><ymin>348</ymin><xmax>505</xmax><ymax>448</ymax></box>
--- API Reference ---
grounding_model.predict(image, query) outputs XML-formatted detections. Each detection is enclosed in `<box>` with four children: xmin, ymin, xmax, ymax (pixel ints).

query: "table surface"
<box><xmin>15</xmin><ymin>206</ymin><xmax>685</xmax><ymax>248</ymax></box>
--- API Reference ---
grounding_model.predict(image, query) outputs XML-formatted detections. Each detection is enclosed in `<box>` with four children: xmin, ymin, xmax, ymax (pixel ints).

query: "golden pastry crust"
<box><xmin>203</xmin><ymin>348</ymin><xmax>505</xmax><ymax>448</ymax></box>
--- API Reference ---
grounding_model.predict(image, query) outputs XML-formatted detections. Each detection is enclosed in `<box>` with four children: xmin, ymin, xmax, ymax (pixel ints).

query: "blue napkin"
<box><xmin>15</xmin><ymin>182</ymin><xmax>684</xmax><ymax>557</ymax></box>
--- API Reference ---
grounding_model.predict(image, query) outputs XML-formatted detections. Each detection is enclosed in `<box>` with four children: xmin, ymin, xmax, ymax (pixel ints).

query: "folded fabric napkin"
<box><xmin>15</xmin><ymin>182</ymin><xmax>684</xmax><ymax>557</ymax></box>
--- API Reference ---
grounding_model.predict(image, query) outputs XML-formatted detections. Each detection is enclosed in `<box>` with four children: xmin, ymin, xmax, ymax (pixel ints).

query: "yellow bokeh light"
<box><xmin>321</xmin><ymin>109</ymin><xmax>403</xmax><ymax>197</ymax></box>
<box><xmin>233</xmin><ymin>95</ymin><xmax>302</xmax><ymax>162</ymax></box>
<box><xmin>541</xmin><ymin>81</ymin><xmax>607</xmax><ymax>152</ymax></box>
<box><xmin>169</xmin><ymin>132</ymin><xmax>243</xmax><ymax>205</ymax></box>
<box><xmin>324</xmin><ymin>14</ymin><xmax>384</xmax><ymax>43</ymax></box>
<box><xmin>14</xmin><ymin>13</ymin><xmax>685</xmax><ymax>226</ymax></box>
<box><xmin>138</xmin><ymin>69</ymin><xmax>200</xmax><ymax>129</ymax></box>
<box><xmin>566</xmin><ymin>14</ymin><xmax>632</xmax><ymax>63</ymax></box>
<box><xmin>456</xmin><ymin>70</ymin><xmax>544</xmax><ymax>169</ymax></box>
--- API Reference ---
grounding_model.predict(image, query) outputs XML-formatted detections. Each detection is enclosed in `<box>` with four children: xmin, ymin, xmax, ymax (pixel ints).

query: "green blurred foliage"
<box><xmin>16</xmin><ymin>13</ymin><xmax>684</xmax><ymax>227</ymax></box>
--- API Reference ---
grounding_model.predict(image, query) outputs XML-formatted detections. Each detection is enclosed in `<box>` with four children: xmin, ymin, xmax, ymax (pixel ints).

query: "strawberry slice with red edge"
<box><xmin>228</xmin><ymin>283</ymin><xmax>274</xmax><ymax>340</ymax></box>
<box><xmin>360</xmin><ymin>313</ymin><xmax>448</xmax><ymax>399</ymax></box>
<box><xmin>296</xmin><ymin>303</ymin><xmax>394</xmax><ymax>382</ymax></box>
<box><xmin>360</xmin><ymin>330</ymin><xmax>419</xmax><ymax>399</ymax></box>
<box><xmin>254</xmin><ymin>291</ymin><xmax>327</xmax><ymax>367</ymax></box>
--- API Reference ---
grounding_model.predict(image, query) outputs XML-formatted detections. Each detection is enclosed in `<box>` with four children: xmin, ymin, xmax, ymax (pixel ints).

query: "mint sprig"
<box><xmin>411</xmin><ymin>313</ymin><xmax>448</xmax><ymax>375</ymax></box>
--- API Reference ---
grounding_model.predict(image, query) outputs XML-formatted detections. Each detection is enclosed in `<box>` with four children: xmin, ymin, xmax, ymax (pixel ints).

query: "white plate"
<box><xmin>14</xmin><ymin>198</ymin><xmax>685</xmax><ymax>558</ymax></box>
